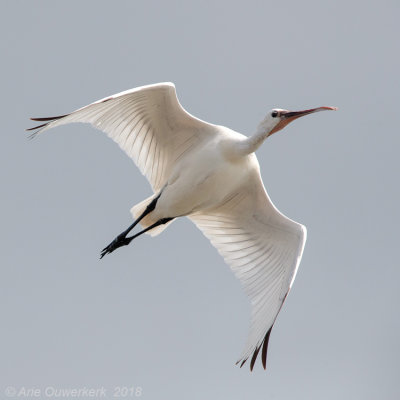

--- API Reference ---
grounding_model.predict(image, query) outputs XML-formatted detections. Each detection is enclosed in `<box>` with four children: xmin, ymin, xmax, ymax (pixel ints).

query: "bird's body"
<box><xmin>28</xmin><ymin>82</ymin><xmax>336</xmax><ymax>370</ymax></box>
<box><xmin>151</xmin><ymin>130</ymin><xmax>253</xmax><ymax>220</ymax></box>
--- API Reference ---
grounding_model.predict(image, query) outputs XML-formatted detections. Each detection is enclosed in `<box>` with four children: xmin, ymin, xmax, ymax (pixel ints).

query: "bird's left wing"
<box><xmin>189</xmin><ymin>173</ymin><xmax>306</xmax><ymax>371</ymax></box>
<box><xmin>27</xmin><ymin>82</ymin><xmax>217</xmax><ymax>192</ymax></box>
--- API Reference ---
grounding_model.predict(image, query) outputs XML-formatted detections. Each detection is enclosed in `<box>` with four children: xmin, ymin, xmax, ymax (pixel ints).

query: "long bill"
<box><xmin>269</xmin><ymin>106</ymin><xmax>337</xmax><ymax>136</ymax></box>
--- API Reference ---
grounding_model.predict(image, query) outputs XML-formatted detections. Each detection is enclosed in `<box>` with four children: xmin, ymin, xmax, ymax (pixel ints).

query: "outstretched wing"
<box><xmin>189</xmin><ymin>171</ymin><xmax>306</xmax><ymax>371</ymax></box>
<box><xmin>28</xmin><ymin>82</ymin><xmax>217</xmax><ymax>191</ymax></box>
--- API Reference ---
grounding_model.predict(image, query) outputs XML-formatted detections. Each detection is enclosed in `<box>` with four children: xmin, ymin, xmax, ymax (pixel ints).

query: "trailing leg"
<box><xmin>121</xmin><ymin>192</ymin><xmax>162</xmax><ymax>237</ymax></box>
<box><xmin>100</xmin><ymin>217</ymin><xmax>174</xmax><ymax>259</ymax></box>
<box><xmin>99</xmin><ymin>193</ymin><xmax>162</xmax><ymax>259</ymax></box>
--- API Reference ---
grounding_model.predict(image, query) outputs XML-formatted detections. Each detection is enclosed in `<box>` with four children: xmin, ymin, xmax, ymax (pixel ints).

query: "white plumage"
<box><xmin>28</xmin><ymin>82</ymin><xmax>336</xmax><ymax>370</ymax></box>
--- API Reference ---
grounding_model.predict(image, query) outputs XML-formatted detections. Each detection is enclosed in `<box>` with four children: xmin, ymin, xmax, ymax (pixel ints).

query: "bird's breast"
<box><xmin>155</xmin><ymin>142</ymin><xmax>258</xmax><ymax>218</ymax></box>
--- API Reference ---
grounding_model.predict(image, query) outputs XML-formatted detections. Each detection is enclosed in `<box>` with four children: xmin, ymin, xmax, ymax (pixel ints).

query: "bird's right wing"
<box><xmin>189</xmin><ymin>173</ymin><xmax>306</xmax><ymax>371</ymax></box>
<box><xmin>27</xmin><ymin>82</ymin><xmax>218</xmax><ymax>192</ymax></box>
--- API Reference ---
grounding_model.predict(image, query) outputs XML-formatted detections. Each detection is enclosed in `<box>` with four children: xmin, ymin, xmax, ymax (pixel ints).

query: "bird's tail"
<box><xmin>130</xmin><ymin>195</ymin><xmax>174</xmax><ymax>237</ymax></box>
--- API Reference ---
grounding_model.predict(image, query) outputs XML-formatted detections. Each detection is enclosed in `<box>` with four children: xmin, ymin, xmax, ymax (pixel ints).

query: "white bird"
<box><xmin>28</xmin><ymin>82</ymin><xmax>336</xmax><ymax>370</ymax></box>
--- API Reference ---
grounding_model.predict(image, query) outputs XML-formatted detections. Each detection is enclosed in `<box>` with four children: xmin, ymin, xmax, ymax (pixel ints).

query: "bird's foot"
<box><xmin>100</xmin><ymin>234</ymin><xmax>131</xmax><ymax>259</ymax></box>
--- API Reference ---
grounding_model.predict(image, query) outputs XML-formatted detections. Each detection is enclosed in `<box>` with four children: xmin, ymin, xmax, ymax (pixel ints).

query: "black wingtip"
<box><xmin>26</xmin><ymin>123</ymin><xmax>48</xmax><ymax>131</ymax></box>
<box><xmin>261</xmin><ymin>327</ymin><xmax>273</xmax><ymax>370</ymax></box>
<box><xmin>27</xmin><ymin>113</ymin><xmax>70</xmax><ymax>137</ymax></box>
<box><xmin>238</xmin><ymin>326</ymin><xmax>273</xmax><ymax>372</ymax></box>
<box><xmin>250</xmin><ymin>345</ymin><xmax>261</xmax><ymax>371</ymax></box>
<box><xmin>239</xmin><ymin>358</ymin><xmax>248</xmax><ymax>368</ymax></box>
<box><xmin>30</xmin><ymin>114</ymin><xmax>69</xmax><ymax>122</ymax></box>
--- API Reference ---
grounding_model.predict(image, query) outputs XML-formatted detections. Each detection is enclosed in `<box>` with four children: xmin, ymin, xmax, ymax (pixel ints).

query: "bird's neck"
<box><xmin>238</xmin><ymin>127</ymin><xmax>270</xmax><ymax>156</ymax></box>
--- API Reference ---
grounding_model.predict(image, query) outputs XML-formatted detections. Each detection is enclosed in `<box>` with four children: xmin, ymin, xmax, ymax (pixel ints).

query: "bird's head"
<box><xmin>258</xmin><ymin>106</ymin><xmax>338</xmax><ymax>137</ymax></box>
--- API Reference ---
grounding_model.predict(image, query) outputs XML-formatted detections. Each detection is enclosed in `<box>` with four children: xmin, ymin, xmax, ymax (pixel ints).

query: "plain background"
<box><xmin>1</xmin><ymin>1</ymin><xmax>399</xmax><ymax>399</ymax></box>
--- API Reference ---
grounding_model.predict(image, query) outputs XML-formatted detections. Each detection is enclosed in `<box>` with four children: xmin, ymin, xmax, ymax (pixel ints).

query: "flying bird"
<box><xmin>27</xmin><ymin>83</ymin><xmax>336</xmax><ymax>370</ymax></box>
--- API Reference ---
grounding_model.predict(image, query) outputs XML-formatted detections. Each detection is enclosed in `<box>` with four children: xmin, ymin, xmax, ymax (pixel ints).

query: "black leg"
<box><xmin>121</xmin><ymin>192</ymin><xmax>162</xmax><ymax>237</ymax></box>
<box><xmin>99</xmin><ymin>193</ymin><xmax>162</xmax><ymax>259</ymax></box>
<box><xmin>100</xmin><ymin>217</ymin><xmax>173</xmax><ymax>259</ymax></box>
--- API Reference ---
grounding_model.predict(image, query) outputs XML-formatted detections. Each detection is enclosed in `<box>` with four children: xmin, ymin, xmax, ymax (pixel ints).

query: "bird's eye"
<box><xmin>271</xmin><ymin>111</ymin><xmax>279</xmax><ymax>118</ymax></box>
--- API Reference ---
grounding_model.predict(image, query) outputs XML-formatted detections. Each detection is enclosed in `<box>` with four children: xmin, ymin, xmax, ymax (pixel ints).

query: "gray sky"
<box><xmin>1</xmin><ymin>1</ymin><xmax>399</xmax><ymax>399</ymax></box>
